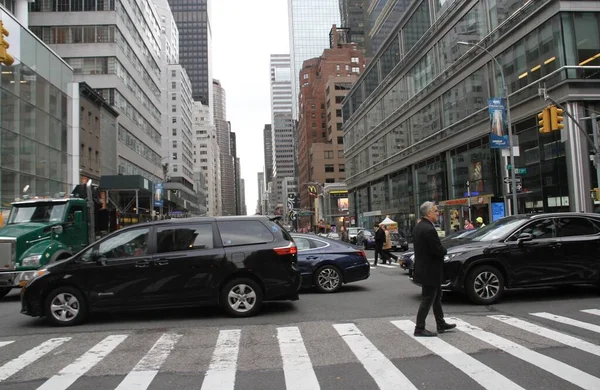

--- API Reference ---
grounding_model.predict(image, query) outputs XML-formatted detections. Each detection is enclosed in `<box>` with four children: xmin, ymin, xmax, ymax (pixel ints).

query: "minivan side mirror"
<box><xmin>74</xmin><ymin>210</ymin><xmax>83</xmax><ymax>225</ymax></box>
<box><xmin>517</xmin><ymin>232</ymin><xmax>533</xmax><ymax>244</ymax></box>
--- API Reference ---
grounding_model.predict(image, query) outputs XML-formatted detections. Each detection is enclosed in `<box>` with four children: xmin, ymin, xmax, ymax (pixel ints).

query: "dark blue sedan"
<box><xmin>291</xmin><ymin>233</ymin><xmax>370</xmax><ymax>293</ymax></box>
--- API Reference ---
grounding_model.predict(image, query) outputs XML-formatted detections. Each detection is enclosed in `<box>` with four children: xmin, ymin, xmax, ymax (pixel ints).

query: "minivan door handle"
<box><xmin>135</xmin><ymin>259</ymin><xmax>151</xmax><ymax>268</ymax></box>
<box><xmin>153</xmin><ymin>258</ymin><xmax>169</xmax><ymax>266</ymax></box>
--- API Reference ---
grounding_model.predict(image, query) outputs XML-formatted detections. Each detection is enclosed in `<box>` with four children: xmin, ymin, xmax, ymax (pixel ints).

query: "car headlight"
<box><xmin>444</xmin><ymin>253</ymin><xmax>464</xmax><ymax>262</ymax></box>
<box><xmin>21</xmin><ymin>255</ymin><xmax>42</xmax><ymax>267</ymax></box>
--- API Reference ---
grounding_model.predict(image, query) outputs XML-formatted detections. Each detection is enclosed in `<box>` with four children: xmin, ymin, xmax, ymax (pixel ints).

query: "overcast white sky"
<box><xmin>212</xmin><ymin>0</ymin><xmax>290</xmax><ymax>214</ymax></box>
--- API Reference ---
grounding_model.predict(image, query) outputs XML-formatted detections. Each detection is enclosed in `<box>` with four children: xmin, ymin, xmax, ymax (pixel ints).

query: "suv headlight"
<box><xmin>444</xmin><ymin>253</ymin><xmax>464</xmax><ymax>262</ymax></box>
<box><xmin>21</xmin><ymin>255</ymin><xmax>42</xmax><ymax>267</ymax></box>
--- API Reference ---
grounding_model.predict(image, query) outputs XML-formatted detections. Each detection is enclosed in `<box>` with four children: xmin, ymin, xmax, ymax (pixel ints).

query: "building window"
<box><xmin>336</xmin><ymin>65</ymin><xmax>341</xmax><ymax>70</ymax></box>
<box><xmin>339</xmin><ymin>164</ymin><xmax>345</xmax><ymax>172</ymax></box>
<box><xmin>172</xmin><ymin>117</ymin><xmax>177</xmax><ymax>123</ymax></box>
<box><xmin>171</xmin><ymin>94</ymin><xmax>176</xmax><ymax>100</ymax></box>
<box><xmin>325</xmin><ymin>151</ymin><xmax>334</xmax><ymax>159</ymax></box>
<box><xmin>351</xmin><ymin>57</ymin><xmax>359</xmax><ymax>63</ymax></box>
<box><xmin>337</xmin><ymin>136</ymin><xmax>344</xmax><ymax>144</ymax></box>
<box><xmin>325</xmin><ymin>164</ymin><xmax>335</xmax><ymax>173</ymax></box>
<box><xmin>171</xmin><ymin>82</ymin><xmax>176</xmax><ymax>89</ymax></box>
<box><xmin>172</xmin><ymin>140</ymin><xmax>177</xmax><ymax>148</ymax></box>
<box><xmin>172</xmin><ymin>152</ymin><xmax>178</xmax><ymax>160</ymax></box>
<box><xmin>303</xmin><ymin>73</ymin><xmax>308</xmax><ymax>79</ymax></box>
<box><xmin>325</xmin><ymin>178</ymin><xmax>335</xmax><ymax>183</ymax></box>
<box><xmin>172</xmin><ymin>128</ymin><xmax>177</xmax><ymax>136</ymax></box>
<box><xmin>171</xmin><ymin>70</ymin><xmax>176</xmax><ymax>77</ymax></box>
<box><xmin>352</xmin><ymin>67</ymin><xmax>360</xmax><ymax>73</ymax></box>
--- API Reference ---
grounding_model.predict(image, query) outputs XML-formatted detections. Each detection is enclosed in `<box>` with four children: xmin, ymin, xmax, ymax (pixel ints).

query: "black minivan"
<box><xmin>21</xmin><ymin>216</ymin><xmax>301</xmax><ymax>326</ymax></box>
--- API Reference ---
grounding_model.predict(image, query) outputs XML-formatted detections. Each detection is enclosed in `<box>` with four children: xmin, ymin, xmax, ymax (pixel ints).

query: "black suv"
<box><xmin>21</xmin><ymin>216</ymin><xmax>301</xmax><ymax>326</ymax></box>
<box><xmin>409</xmin><ymin>212</ymin><xmax>600</xmax><ymax>305</ymax></box>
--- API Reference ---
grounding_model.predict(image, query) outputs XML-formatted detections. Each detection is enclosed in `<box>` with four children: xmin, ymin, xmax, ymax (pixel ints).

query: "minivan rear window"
<box><xmin>217</xmin><ymin>221</ymin><xmax>274</xmax><ymax>246</ymax></box>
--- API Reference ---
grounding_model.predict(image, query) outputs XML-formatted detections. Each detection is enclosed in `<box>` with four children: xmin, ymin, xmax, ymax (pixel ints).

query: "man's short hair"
<box><xmin>420</xmin><ymin>201</ymin><xmax>436</xmax><ymax>217</ymax></box>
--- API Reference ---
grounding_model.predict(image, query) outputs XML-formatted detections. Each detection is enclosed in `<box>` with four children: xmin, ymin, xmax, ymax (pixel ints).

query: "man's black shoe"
<box><xmin>414</xmin><ymin>328</ymin><xmax>437</xmax><ymax>337</ymax></box>
<box><xmin>437</xmin><ymin>323</ymin><xmax>457</xmax><ymax>333</ymax></box>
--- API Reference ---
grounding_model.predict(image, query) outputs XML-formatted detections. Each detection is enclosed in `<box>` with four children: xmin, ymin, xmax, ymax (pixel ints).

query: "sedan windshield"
<box><xmin>467</xmin><ymin>216</ymin><xmax>528</xmax><ymax>242</ymax></box>
<box><xmin>8</xmin><ymin>202</ymin><xmax>67</xmax><ymax>224</ymax></box>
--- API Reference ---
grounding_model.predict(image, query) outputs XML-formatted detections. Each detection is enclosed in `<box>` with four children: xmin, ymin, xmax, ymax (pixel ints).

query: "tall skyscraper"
<box><xmin>256</xmin><ymin>172</ymin><xmax>265</xmax><ymax>214</ymax></box>
<box><xmin>288</xmin><ymin>0</ymin><xmax>340</xmax><ymax>118</ymax></box>
<box><xmin>269</xmin><ymin>55</ymin><xmax>295</xmax><ymax>214</ymax></box>
<box><xmin>167</xmin><ymin>0</ymin><xmax>212</xmax><ymax>105</ymax></box>
<box><xmin>263</xmin><ymin>124</ymin><xmax>273</xmax><ymax>185</ymax></box>
<box><xmin>339</xmin><ymin>0</ymin><xmax>369</xmax><ymax>58</ymax></box>
<box><xmin>213</xmin><ymin>79</ymin><xmax>236</xmax><ymax>215</ymax></box>
<box><xmin>192</xmin><ymin>102</ymin><xmax>221</xmax><ymax>216</ymax></box>
<box><xmin>30</xmin><ymin>0</ymin><xmax>165</xmax><ymax>183</ymax></box>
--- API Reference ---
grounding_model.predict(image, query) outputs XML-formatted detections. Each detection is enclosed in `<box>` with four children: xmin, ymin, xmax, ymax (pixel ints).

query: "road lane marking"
<box><xmin>201</xmin><ymin>329</ymin><xmax>241</xmax><ymax>390</ymax></box>
<box><xmin>393</xmin><ymin>320</ymin><xmax>524</xmax><ymax>390</ymax></box>
<box><xmin>0</xmin><ymin>341</ymin><xmax>13</xmax><ymax>348</ymax></box>
<box><xmin>277</xmin><ymin>326</ymin><xmax>320</xmax><ymax>390</ymax></box>
<box><xmin>451</xmin><ymin>317</ymin><xmax>600</xmax><ymax>390</ymax></box>
<box><xmin>37</xmin><ymin>334</ymin><xmax>127</xmax><ymax>390</ymax></box>
<box><xmin>581</xmin><ymin>309</ymin><xmax>600</xmax><ymax>317</ymax></box>
<box><xmin>333</xmin><ymin>323</ymin><xmax>417</xmax><ymax>390</ymax></box>
<box><xmin>114</xmin><ymin>333</ymin><xmax>181</xmax><ymax>390</ymax></box>
<box><xmin>530</xmin><ymin>312</ymin><xmax>600</xmax><ymax>334</ymax></box>
<box><xmin>0</xmin><ymin>338</ymin><xmax>71</xmax><ymax>382</ymax></box>
<box><xmin>490</xmin><ymin>315</ymin><xmax>600</xmax><ymax>357</ymax></box>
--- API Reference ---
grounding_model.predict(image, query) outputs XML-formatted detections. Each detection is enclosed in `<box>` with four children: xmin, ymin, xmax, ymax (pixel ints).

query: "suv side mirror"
<box><xmin>74</xmin><ymin>210</ymin><xmax>83</xmax><ymax>225</ymax></box>
<box><xmin>91</xmin><ymin>251</ymin><xmax>107</xmax><ymax>266</ymax></box>
<box><xmin>517</xmin><ymin>232</ymin><xmax>533</xmax><ymax>244</ymax></box>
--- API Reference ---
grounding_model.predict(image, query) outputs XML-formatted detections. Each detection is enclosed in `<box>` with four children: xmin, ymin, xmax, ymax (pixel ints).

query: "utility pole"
<box><xmin>466</xmin><ymin>181</ymin><xmax>472</xmax><ymax>222</ymax></box>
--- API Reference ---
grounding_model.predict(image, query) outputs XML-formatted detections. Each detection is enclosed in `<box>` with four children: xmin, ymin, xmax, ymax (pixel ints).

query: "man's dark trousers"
<box><xmin>416</xmin><ymin>284</ymin><xmax>444</xmax><ymax>330</ymax></box>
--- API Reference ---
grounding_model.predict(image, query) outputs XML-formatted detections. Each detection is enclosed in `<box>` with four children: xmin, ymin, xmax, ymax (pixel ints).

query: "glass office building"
<box><xmin>0</xmin><ymin>7</ymin><xmax>75</xmax><ymax>218</ymax></box>
<box><xmin>288</xmin><ymin>0</ymin><xmax>340</xmax><ymax>118</ymax></box>
<box><xmin>342</xmin><ymin>0</ymin><xmax>600</xmax><ymax>236</ymax></box>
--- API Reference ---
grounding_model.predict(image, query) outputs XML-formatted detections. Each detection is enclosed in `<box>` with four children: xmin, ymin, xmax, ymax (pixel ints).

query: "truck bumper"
<box><xmin>0</xmin><ymin>271</ymin><xmax>38</xmax><ymax>289</ymax></box>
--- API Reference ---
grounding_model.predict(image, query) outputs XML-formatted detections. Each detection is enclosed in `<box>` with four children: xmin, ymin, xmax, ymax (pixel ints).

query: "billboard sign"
<box><xmin>154</xmin><ymin>183</ymin><xmax>163</xmax><ymax>207</ymax></box>
<box><xmin>489</xmin><ymin>98</ymin><xmax>509</xmax><ymax>149</ymax></box>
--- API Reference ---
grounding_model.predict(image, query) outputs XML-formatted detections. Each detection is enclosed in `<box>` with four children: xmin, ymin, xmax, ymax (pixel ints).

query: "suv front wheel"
<box><xmin>220</xmin><ymin>278</ymin><xmax>263</xmax><ymax>317</ymax></box>
<box><xmin>465</xmin><ymin>265</ymin><xmax>505</xmax><ymax>305</ymax></box>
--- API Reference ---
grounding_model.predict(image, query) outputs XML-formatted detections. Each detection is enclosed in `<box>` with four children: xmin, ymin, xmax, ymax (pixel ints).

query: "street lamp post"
<box><xmin>458</xmin><ymin>41</ymin><xmax>518</xmax><ymax>215</ymax></box>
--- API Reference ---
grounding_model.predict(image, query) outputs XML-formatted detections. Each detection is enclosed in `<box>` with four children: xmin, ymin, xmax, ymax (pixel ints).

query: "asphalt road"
<box><xmin>0</xmin><ymin>248</ymin><xmax>599</xmax><ymax>389</ymax></box>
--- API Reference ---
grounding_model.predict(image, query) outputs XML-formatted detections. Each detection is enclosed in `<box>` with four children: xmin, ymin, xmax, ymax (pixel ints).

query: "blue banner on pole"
<box><xmin>489</xmin><ymin>98</ymin><xmax>509</xmax><ymax>149</ymax></box>
<box><xmin>154</xmin><ymin>183</ymin><xmax>163</xmax><ymax>207</ymax></box>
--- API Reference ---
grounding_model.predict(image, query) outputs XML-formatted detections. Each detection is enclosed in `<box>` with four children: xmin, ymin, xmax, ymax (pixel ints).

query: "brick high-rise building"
<box><xmin>297</xmin><ymin>26</ymin><xmax>365</xmax><ymax>215</ymax></box>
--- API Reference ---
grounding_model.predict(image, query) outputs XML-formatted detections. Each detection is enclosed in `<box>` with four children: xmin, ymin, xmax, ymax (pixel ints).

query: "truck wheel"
<box><xmin>0</xmin><ymin>288</ymin><xmax>11</xmax><ymax>299</ymax></box>
<box><xmin>44</xmin><ymin>286</ymin><xmax>87</xmax><ymax>326</ymax></box>
<box><xmin>220</xmin><ymin>278</ymin><xmax>263</xmax><ymax>317</ymax></box>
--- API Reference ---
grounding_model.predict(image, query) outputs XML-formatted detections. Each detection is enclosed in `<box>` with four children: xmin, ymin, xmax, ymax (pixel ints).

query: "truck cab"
<box><xmin>0</xmin><ymin>181</ymin><xmax>103</xmax><ymax>298</ymax></box>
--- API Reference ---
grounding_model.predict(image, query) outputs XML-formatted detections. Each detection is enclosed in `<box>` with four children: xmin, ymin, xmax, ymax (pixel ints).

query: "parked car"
<box><xmin>390</xmin><ymin>232</ymin><xmax>409</xmax><ymax>251</ymax></box>
<box><xmin>409</xmin><ymin>213</ymin><xmax>600</xmax><ymax>305</ymax></box>
<box><xmin>356</xmin><ymin>229</ymin><xmax>376</xmax><ymax>249</ymax></box>
<box><xmin>327</xmin><ymin>232</ymin><xmax>341</xmax><ymax>241</ymax></box>
<box><xmin>20</xmin><ymin>216</ymin><xmax>301</xmax><ymax>326</ymax></box>
<box><xmin>347</xmin><ymin>227</ymin><xmax>363</xmax><ymax>244</ymax></box>
<box><xmin>291</xmin><ymin>233</ymin><xmax>370</xmax><ymax>293</ymax></box>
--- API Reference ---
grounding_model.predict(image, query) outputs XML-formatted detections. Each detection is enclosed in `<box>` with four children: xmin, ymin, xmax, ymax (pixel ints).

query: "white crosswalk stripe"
<box><xmin>392</xmin><ymin>320</ymin><xmax>524</xmax><ymax>390</ymax></box>
<box><xmin>333</xmin><ymin>323</ymin><xmax>417</xmax><ymax>390</ymax></box>
<box><xmin>530</xmin><ymin>312</ymin><xmax>600</xmax><ymax>334</ymax></box>
<box><xmin>0</xmin><ymin>337</ymin><xmax>71</xmax><ymax>382</ymax></box>
<box><xmin>581</xmin><ymin>308</ymin><xmax>600</xmax><ymax>317</ymax></box>
<box><xmin>450</xmin><ymin>317</ymin><xmax>600</xmax><ymax>390</ymax></box>
<box><xmin>200</xmin><ymin>329</ymin><xmax>241</xmax><ymax>390</ymax></box>
<box><xmin>277</xmin><ymin>326</ymin><xmax>320</xmax><ymax>390</ymax></box>
<box><xmin>0</xmin><ymin>309</ymin><xmax>598</xmax><ymax>389</ymax></box>
<box><xmin>489</xmin><ymin>315</ymin><xmax>600</xmax><ymax>357</ymax></box>
<box><xmin>114</xmin><ymin>333</ymin><xmax>181</xmax><ymax>390</ymax></box>
<box><xmin>37</xmin><ymin>334</ymin><xmax>128</xmax><ymax>390</ymax></box>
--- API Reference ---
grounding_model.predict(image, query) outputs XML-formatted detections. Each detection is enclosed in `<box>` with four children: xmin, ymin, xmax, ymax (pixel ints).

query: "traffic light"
<box><xmin>550</xmin><ymin>105</ymin><xmax>564</xmax><ymax>131</ymax></box>
<box><xmin>591</xmin><ymin>188</ymin><xmax>600</xmax><ymax>201</ymax></box>
<box><xmin>0</xmin><ymin>21</ymin><xmax>13</xmax><ymax>66</ymax></box>
<box><xmin>538</xmin><ymin>107</ymin><xmax>551</xmax><ymax>134</ymax></box>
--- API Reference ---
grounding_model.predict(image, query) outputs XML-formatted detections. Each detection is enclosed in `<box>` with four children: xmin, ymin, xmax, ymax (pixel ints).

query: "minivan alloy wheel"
<box><xmin>50</xmin><ymin>293</ymin><xmax>80</xmax><ymax>322</ymax></box>
<box><xmin>473</xmin><ymin>271</ymin><xmax>500</xmax><ymax>300</ymax></box>
<box><xmin>227</xmin><ymin>283</ymin><xmax>257</xmax><ymax>313</ymax></box>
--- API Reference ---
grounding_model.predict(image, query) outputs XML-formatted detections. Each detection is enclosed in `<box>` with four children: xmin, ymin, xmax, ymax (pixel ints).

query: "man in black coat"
<box><xmin>412</xmin><ymin>201</ymin><xmax>456</xmax><ymax>337</ymax></box>
<box><xmin>373</xmin><ymin>224</ymin><xmax>387</xmax><ymax>266</ymax></box>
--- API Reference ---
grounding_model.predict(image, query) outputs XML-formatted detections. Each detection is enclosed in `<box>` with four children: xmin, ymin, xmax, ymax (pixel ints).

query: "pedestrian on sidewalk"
<box><xmin>412</xmin><ymin>201</ymin><xmax>456</xmax><ymax>337</ymax></box>
<box><xmin>373</xmin><ymin>223</ymin><xmax>386</xmax><ymax>266</ymax></box>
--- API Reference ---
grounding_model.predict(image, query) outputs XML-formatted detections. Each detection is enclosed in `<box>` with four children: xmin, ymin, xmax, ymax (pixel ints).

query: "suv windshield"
<box><xmin>8</xmin><ymin>202</ymin><xmax>67</xmax><ymax>224</ymax></box>
<box><xmin>468</xmin><ymin>216</ymin><xmax>528</xmax><ymax>242</ymax></box>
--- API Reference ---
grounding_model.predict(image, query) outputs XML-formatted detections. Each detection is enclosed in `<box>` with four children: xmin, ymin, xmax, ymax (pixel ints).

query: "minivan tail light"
<box><xmin>274</xmin><ymin>242</ymin><xmax>298</xmax><ymax>256</ymax></box>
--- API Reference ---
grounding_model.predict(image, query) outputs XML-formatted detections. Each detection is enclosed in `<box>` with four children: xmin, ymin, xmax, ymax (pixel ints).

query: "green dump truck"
<box><xmin>0</xmin><ymin>180</ymin><xmax>109</xmax><ymax>298</ymax></box>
